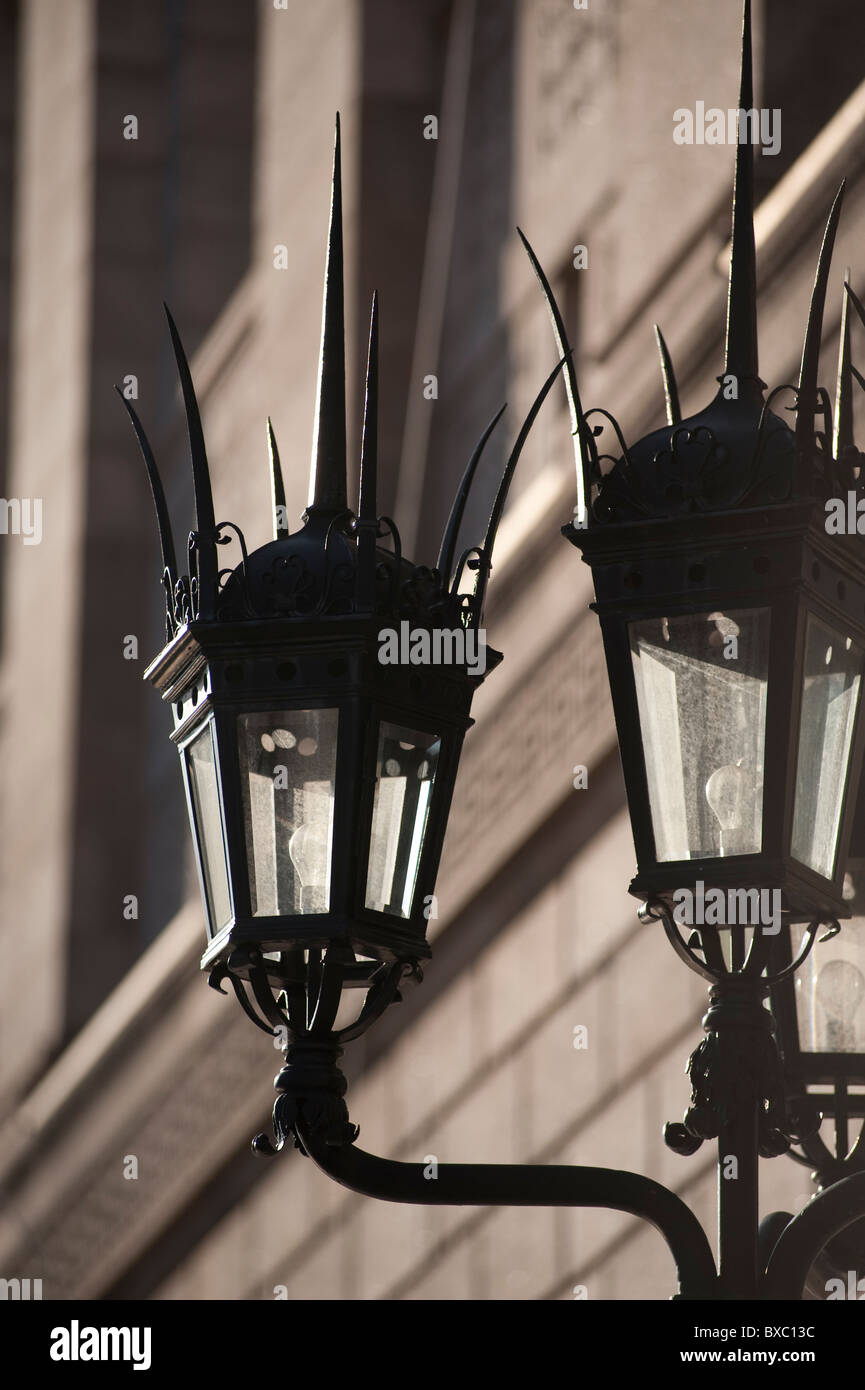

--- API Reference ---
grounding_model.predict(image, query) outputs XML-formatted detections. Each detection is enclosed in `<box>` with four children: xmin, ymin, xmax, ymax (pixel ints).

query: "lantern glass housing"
<box><xmin>629</xmin><ymin>607</ymin><xmax>770</xmax><ymax>862</ymax></box>
<box><xmin>186</xmin><ymin>722</ymin><xmax>232</xmax><ymax>935</ymax></box>
<box><xmin>791</xmin><ymin>615</ymin><xmax>864</xmax><ymax>880</ymax></box>
<box><xmin>237</xmin><ymin>708</ymin><xmax>339</xmax><ymax>916</ymax></box>
<box><xmin>792</xmin><ymin>919</ymin><xmax>865</xmax><ymax>1056</ymax></box>
<box><xmin>365</xmin><ymin>722</ymin><xmax>441</xmax><ymax>918</ymax></box>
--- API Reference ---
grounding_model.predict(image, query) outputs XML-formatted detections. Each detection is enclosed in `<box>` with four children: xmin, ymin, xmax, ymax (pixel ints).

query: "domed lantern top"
<box><xmin>123</xmin><ymin>117</ymin><xmax>568</xmax><ymax>988</ymax></box>
<box><xmin>523</xmin><ymin>0</ymin><xmax>865</xmax><ymax>924</ymax></box>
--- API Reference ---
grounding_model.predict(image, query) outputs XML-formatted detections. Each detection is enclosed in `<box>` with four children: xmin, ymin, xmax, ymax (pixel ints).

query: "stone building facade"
<box><xmin>0</xmin><ymin>0</ymin><xmax>863</xmax><ymax>1300</ymax></box>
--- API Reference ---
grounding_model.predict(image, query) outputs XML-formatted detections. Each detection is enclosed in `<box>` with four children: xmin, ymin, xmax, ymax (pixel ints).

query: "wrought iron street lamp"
<box><xmin>550</xmin><ymin>78</ymin><xmax>861</xmax><ymax>925</ymax></box>
<box><xmin>123</xmin><ymin>0</ymin><xmax>865</xmax><ymax>1302</ymax></box>
<box><xmin>123</xmin><ymin>117</ymin><xmax>566</xmax><ymax>1136</ymax></box>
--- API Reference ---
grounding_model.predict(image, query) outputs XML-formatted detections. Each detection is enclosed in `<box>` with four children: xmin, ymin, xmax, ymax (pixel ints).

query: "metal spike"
<box><xmin>437</xmin><ymin>403</ymin><xmax>507</xmax><ymax>585</ymax></box>
<box><xmin>845</xmin><ymin>279</ymin><xmax>865</xmax><ymax>335</ymax></box>
<box><xmin>115</xmin><ymin>386</ymin><xmax>179</xmax><ymax>594</ymax></box>
<box><xmin>654</xmin><ymin>324</ymin><xmax>681</xmax><ymax>426</ymax></box>
<box><xmin>517</xmin><ymin>227</ymin><xmax>589</xmax><ymax>527</ymax></box>
<box><xmin>834</xmin><ymin>272</ymin><xmax>854</xmax><ymax>461</ymax></box>
<box><xmin>268</xmin><ymin>418</ymin><xmax>288</xmax><ymax>539</ymax></box>
<box><xmin>308</xmin><ymin>115</ymin><xmax>347</xmax><ymax>513</ymax></box>
<box><xmin>359</xmin><ymin>291</ymin><xmax>378</xmax><ymax>524</ymax></box>
<box><xmin>356</xmin><ymin>292</ymin><xmax>378</xmax><ymax>611</ymax></box>
<box><xmin>723</xmin><ymin>0</ymin><xmax>760</xmax><ymax>391</ymax></box>
<box><xmin>796</xmin><ymin>181</ymin><xmax>845</xmax><ymax>471</ymax></box>
<box><xmin>472</xmin><ymin>351</ymin><xmax>572</xmax><ymax>622</ymax></box>
<box><xmin>164</xmin><ymin>302</ymin><xmax>218</xmax><ymax>617</ymax></box>
<box><xmin>843</xmin><ymin>281</ymin><xmax>865</xmax><ymax>401</ymax></box>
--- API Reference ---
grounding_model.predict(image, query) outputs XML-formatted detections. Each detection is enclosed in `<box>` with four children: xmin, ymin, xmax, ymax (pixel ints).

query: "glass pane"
<box><xmin>365</xmin><ymin>724</ymin><xmax>440</xmax><ymax>917</ymax></box>
<box><xmin>238</xmin><ymin>709</ymin><xmax>338</xmax><ymax>915</ymax></box>
<box><xmin>629</xmin><ymin>609</ymin><xmax>770</xmax><ymax>861</ymax></box>
<box><xmin>792</xmin><ymin>919</ymin><xmax>865</xmax><ymax>1054</ymax></box>
<box><xmin>791</xmin><ymin>615</ymin><xmax>863</xmax><ymax>880</ymax></box>
<box><xmin>187</xmin><ymin>725</ymin><xmax>232</xmax><ymax>933</ymax></box>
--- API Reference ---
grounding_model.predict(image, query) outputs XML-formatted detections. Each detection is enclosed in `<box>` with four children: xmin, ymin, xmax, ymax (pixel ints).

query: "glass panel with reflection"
<box><xmin>187</xmin><ymin>723</ymin><xmax>232</xmax><ymax>933</ymax></box>
<box><xmin>791</xmin><ymin>614</ymin><xmax>863</xmax><ymax>880</ymax></box>
<box><xmin>629</xmin><ymin>609</ymin><xmax>770</xmax><ymax>862</ymax></box>
<box><xmin>365</xmin><ymin>723</ymin><xmax>440</xmax><ymax>918</ymax></box>
<box><xmin>238</xmin><ymin>709</ymin><xmax>338</xmax><ymax>916</ymax></box>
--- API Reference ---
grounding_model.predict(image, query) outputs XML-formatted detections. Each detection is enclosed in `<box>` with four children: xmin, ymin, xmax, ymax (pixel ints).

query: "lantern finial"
<box><xmin>164</xmin><ymin>302</ymin><xmax>218</xmax><ymax>618</ymax></box>
<box><xmin>308</xmin><ymin>115</ymin><xmax>347</xmax><ymax>514</ymax></box>
<box><xmin>517</xmin><ymin>227</ymin><xmax>590</xmax><ymax>528</ymax></box>
<box><xmin>723</xmin><ymin>0</ymin><xmax>760</xmax><ymax>393</ymax></box>
<box><xmin>268</xmin><ymin>418</ymin><xmax>288</xmax><ymax>539</ymax></box>
<box><xmin>437</xmin><ymin>404</ymin><xmax>506</xmax><ymax>586</ymax></box>
<box><xmin>834</xmin><ymin>272</ymin><xmax>854</xmax><ymax>462</ymax></box>
<box><xmin>116</xmin><ymin>387</ymin><xmax>179</xmax><ymax>616</ymax></box>
<box><xmin>654</xmin><ymin>324</ymin><xmax>681</xmax><ymax>427</ymax></box>
<box><xmin>472</xmin><ymin>351</ymin><xmax>571</xmax><ymax>622</ymax></box>
<box><xmin>358</xmin><ymin>291</ymin><xmax>378</xmax><ymax>526</ymax></box>
<box><xmin>356</xmin><ymin>291</ymin><xmax>378</xmax><ymax>610</ymax></box>
<box><xmin>795</xmin><ymin>181</ymin><xmax>845</xmax><ymax>482</ymax></box>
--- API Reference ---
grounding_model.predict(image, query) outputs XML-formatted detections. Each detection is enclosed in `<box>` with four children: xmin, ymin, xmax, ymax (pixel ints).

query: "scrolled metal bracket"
<box><xmin>227</xmin><ymin>947</ymin><xmax>421</xmax><ymax>1157</ymax></box>
<box><xmin>640</xmin><ymin>899</ymin><xmax>824</xmax><ymax>1160</ymax></box>
<box><xmin>253</xmin><ymin>1039</ymin><xmax>359</xmax><ymax>1156</ymax></box>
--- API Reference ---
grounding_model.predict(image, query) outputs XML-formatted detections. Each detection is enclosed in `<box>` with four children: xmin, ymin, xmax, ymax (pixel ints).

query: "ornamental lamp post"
<box><xmin>122</xmin><ymin>117</ymin><xmax>566</xmax><ymax>1144</ymax></box>
<box><xmin>120</xmin><ymin>0</ymin><xmax>865</xmax><ymax>1302</ymax></box>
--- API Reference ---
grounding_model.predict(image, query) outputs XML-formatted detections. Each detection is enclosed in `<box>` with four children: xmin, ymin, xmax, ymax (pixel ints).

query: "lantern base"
<box><xmin>252</xmin><ymin>1039</ymin><xmax>358</xmax><ymax>1156</ymax></box>
<box><xmin>200</xmin><ymin>912</ymin><xmax>432</xmax><ymax>973</ymax></box>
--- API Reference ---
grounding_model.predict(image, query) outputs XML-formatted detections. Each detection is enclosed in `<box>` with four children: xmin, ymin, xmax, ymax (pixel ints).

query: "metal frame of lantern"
<box><xmin>522</xmin><ymin>3</ymin><xmax>865</xmax><ymax>928</ymax></box>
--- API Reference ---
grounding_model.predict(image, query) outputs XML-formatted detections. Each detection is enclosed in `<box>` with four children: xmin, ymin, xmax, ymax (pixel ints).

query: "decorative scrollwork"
<box><xmin>252</xmin><ymin>1043</ymin><xmax>359</xmax><ymax>1156</ymax></box>
<box><xmin>208</xmin><ymin>945</ymin><xmax>422</xmax><ymax>1156</ymax></box>
<box><xmin>664</xmin><ymin>988</ymin><xmax>822</xmax><ymax>1160</ymax></box>
<box><xmin>640</xmin><ymin>898</ymin><xmax>826</xmax><ymax>1160</ymax></box>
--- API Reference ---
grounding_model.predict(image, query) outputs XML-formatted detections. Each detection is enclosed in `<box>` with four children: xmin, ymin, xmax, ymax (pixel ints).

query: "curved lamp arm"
<box><xmin>762</xmin><ymin>1171</ymin><xmax>865</xmax><ymax>1299</ymax></box>
<box><xmin>294</xmin><ymin>1118</ymin><xmax>717</xmax><ymax>1299</ymax></box>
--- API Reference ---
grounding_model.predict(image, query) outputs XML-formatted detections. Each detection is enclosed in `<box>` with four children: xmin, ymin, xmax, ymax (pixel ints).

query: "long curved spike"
<box><xmin>308</xmin><ymin>114</ymin><xmax>347</xmax><ymax>513</ymax></box>
<box><xmin>356</xmin><ymin>292</ymin><xmax>379</xmax><ymax>612</ymax></box>
<box><xmin>843</xmin><ymin>281</ymin><xmax>865</xmax><ymax>408</ymax></box>
<box><xmin>654</xmin><ymin>324</ymin><xmax>681</xmax><ymax>426</ymax></box>
<box><xmin>517</xmin><ymin>227</ymin><xmax>589</xmax><ymax>527</ymax></box>
<box><xmin>845</xmin><ymin>279</ymin><xmax>865</xmax><ymax>336</ymax></box>
<box><xmin>164</xmin><ymin>301</ymin><xmax>217</xmax><ymax>617</ymax></box>
<box><xmin>115</xmin><ymin>386</ymin><xmax>179</xmax><ymax>590</ymax></box>
<box><xmin>834</xmin><ymin>271</ymin><xmax>854</xmax><ymax>461</ymax></box>
<box><xmin>268</xmin><ymin>418</ymin><xmax>288</xmax><ymax>539</ymax></box>
<box><xmin>796</xmin><ymin>181</ymin><xmax>846</xmax><ymax>465</ymax></box>
<box><xmin>359</xmin><ymin>291</ymin><xmax>378</xmax><ymax>523</ymax></box>
<box><xmin>724</xmin><ymin>0</ymin><xmax>759</xmax><ymax>389</ymax></box>
<box><xmin>437</xmin><ymin>403</ymin><xmax>507</xmax><ymax>584</ymax></box>
<box><xmin>472</xmin><ymin>350</ymin><xmax>572</xmax><ymax>621</ymax></box>
<box><xmin>164</xmin><ymin>303</ymin><xmax>215</xmax><ymax>534</ymax></box>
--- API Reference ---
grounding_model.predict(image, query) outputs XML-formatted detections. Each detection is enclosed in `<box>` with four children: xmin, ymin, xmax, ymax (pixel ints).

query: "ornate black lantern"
<box><xmin>122</xmin><ymin>118</ymin><xmax>564</xmax><ymax>1054</ymax></box>
<box><xmin>524</xmin><ymin>3</ymin><xmax>865</xmax><ymax>925</ymax></box>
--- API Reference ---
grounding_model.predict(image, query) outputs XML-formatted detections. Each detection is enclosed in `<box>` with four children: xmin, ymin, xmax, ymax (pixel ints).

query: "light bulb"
<box><xmin>289</xmin><ymin>818</ymin><xmax>329</xmax><ymax>913</ymax></box>
<box><xmin>816</xmin><ymin>959</ymin><xmax>865</xmax><ymax>1053</ymax></box>
<box><xmin>705</xmin><ymin>762</ymin><xmax>752</xmax><ymax>856</ymax></box>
